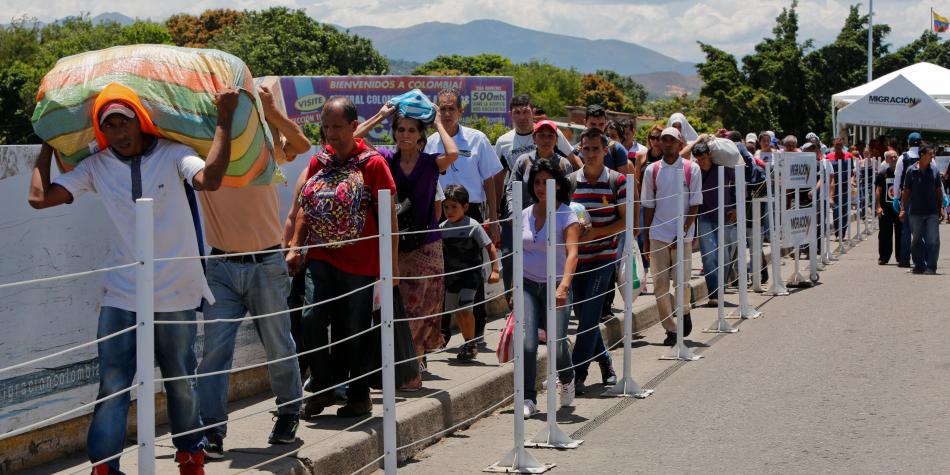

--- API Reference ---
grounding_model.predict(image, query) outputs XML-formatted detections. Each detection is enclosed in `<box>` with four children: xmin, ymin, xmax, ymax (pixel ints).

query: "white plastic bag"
<box><xmin>707</xmin><ymin>137</ymin><xmax>741</xmax><ymax>167</ymax></box>
<box><xmin>616</xmin><ymin>237</ymin><xmax>646</xmax><ymax>303</ymax></box>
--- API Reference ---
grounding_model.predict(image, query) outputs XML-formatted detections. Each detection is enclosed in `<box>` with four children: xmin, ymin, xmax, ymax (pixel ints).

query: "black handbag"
<box><xmin>395</xmin><ymin>191</ymin><xmax>426</xmax><ymax>252</ymax></box>
<box><xmin>369</xmin><ymin>287</ymin><xmax>420</xmax><ymax>389</ymax></box>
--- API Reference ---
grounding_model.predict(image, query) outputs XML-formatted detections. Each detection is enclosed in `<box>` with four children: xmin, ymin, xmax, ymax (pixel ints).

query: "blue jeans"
<box><xmin>697</xmin><ymin>216</ymin><xmax>737</xmax><ymax>300</ymax></box>
<box><xmin>523</xmin><ymin>279</ymin><xmax>574</xmax><ymax>403</ymax></box>
<box><xmin>909</xmin><ymin>214</ymin><xmax>940</xmax><ymax>272</ymax></box>
<box><xmin>570</xmin><ymin>262</ymin><xmax>614</xmax><ymax>382</ymax></box>
<box><xmin>899</xmin><ymin>215</ymin><xmax>913</xmax><ymax>266</ymax></box>
<box><xmin>88</xmin><ymin>307</ymin><xmax>205</xmax><ymax>471</ymax></box>
<box><xmin>198</xmin><ymin>252</ymin><xmax>302</xmax><ymax>437</ymax></box>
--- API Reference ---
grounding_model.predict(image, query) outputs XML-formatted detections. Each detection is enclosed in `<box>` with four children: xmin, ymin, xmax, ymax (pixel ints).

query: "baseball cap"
<box><xmin>745</xmin><ymin>133</ymin><xmax>757</xmax><ymax>144</ymax></box>
<box><xmin>660</xmin><ymin>127</ymin><xmax>682</xmax><ymax>141</ymax></box>
<box><xmin>907</xmin><ymin>132</ymin><xmax>922</xmax><ymax>145</ymax></box>
<box><xmin>533</xmin><ymin>119</ymin><xmax>558</xmax><ymax>134</ymax></box>
<box><xmin>805</xmin><ymin>132</ymin><xmax>819</xmax><ymax>143</ymax></box>
<box><xmin>98</xmin><ymin>101</ymin><xmax>136</xmax><ymax>125</ymax></box>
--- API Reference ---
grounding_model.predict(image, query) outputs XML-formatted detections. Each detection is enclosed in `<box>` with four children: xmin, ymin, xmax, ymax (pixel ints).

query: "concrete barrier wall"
<box><xmin>0</xmin><ymin>145</ymin><xmax>311</xmax><ymax>434</ymax></box>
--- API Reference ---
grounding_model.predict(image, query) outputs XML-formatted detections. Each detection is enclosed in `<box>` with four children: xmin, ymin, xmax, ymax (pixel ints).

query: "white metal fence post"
<box><xmin>733</xmin><ymin>161</ymin><xmax>760</xmax><ymax>318</ymax></box>
<box><xmin>837</xmin><ymin>159</ymin><xmax>846</xmax><ymax>255</ymax></box>
<box><xmin>751</xmin><ymin>197</ymin><xmax>764</xmax><ymax>292</ymax></box>
<box><xmin>766</xmin><ymin>162</ymin><xmax>789</xmax><ymax>296</ymax></box>
<box><xmin>486</xmin><ymin>182</ymin><xmax>550</xmax><ymax>473</ymax></box>
<box><xmin>528</xmin><ymin>179</ymin><xmax>581</xmax><ymax>449</ymax></box>
<box><xmin>135</xmin><ymin>198</ymin><xmax>155</xmax><ymax>475</ymax></box>
<box><xmin>606</xmin><ymin>174</ymin><xmax>653</xmax><ymax>397</ymax></box>
<box><xmin>705</xmin><ymin>166</ymin><xmax>737</xmax><ymax>333</ymax></box>
<box><xmin>377</xmin><ymin>190</ymin><xmax>397</xmax><ymax>475</ymax></box>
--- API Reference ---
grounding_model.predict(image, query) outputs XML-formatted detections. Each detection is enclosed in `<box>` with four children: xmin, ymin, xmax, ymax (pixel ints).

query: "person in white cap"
<box><xmin>28</xmin><ymin>87</ymin><xmax>240</xmax><ymax>475</ymax></box>
<box><xmin>641</xmin><ymin>126</ymin><xmax>702</xmax><ymax>346</ymax></box>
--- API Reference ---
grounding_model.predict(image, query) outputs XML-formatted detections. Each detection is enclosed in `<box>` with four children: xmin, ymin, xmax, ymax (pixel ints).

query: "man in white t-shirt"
<box><xmin>28</xmin><ymin>86</ymin><xmax>238</xmax><ymax>475</ymax></box>
<box><xmin>424</xmin><ymin>87</ymin><xmax>504</xmax><ymax>345</ymax></box>
<box><xmin>641</xmin><ymin>127</ymin><xmax>702</xmax><ymax>347</ymax></box>
<box><xmin>495</xmin><ymin>94</ymin><xmax>575</xmax><ymax>293</ymax></box>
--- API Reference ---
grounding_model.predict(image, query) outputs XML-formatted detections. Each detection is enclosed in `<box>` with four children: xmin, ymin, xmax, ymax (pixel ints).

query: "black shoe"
<box><xmin>336</xmin><ymin>398</ymin><xmax>372</xmax><ymax>417</ymax></box>
<box><xmin>204</xmin><ymin>432</ymin><xmax>224</xmax><ymax>460</ymax></box>
<box><xmin>574</xmin><ymin>377</ymin><xmax>587</xmax><ymax>395</ymax></box>
<box><xmin>301</xmin><ymin>393</ymin><xmax>336</xmax><ymax>419</ymax></box>
<box><xmin>683</xmin><ymin>313</ymin><xmax>693</xmax><ymax>337</ymax></box>
<box><xmin>598</xmin><ymin>359</ymin><xmax>617</xmax><ymax>386</ymax></box>
<box><xmin>456</xmin><ymin>341</ymin><xmax>477</xmax><ymax>361</ymax></box>
<box><xmin>897</xmin><ymin>262</ymin><xmax>911</xmax><ymax>268</ymax></box>
<box><xmin>878</xmin><ymin>260</ymin><xmax>887</xmax><ymax>265</ymax></box>
<box><xmin>268</xmin><ymin>414</ymin><xmax>299</xmax><ymax>444</ymax></box>
<box><xmin>912</xmin><ymin>268</ymin><xmax>925</xmax><ymax>274</ymax></box>
<box><xmin>662</xmin><ymin>332</ymin><xmax>677</xmax><ymax>346</ymax></box>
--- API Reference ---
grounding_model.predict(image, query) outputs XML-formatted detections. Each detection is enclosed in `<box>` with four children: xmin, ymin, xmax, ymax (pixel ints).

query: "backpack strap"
<box><xmin>652</xmin><ymin>159</ymin><xmax>692</xmax><ymax>194</ymax></box>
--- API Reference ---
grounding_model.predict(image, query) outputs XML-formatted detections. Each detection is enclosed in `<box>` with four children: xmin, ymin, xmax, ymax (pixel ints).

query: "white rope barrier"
<box><xmin>157</xmin><ymin>321</ymin><xmax>384</xmax><ymax>383</ymax></box>
<box><xmin>0</xmin><ymin>385</ymin><xmax>136</xmax><ymax>440</ymax></box>
<box><xmin>0</xmin><ymin>325</ymin><xmax>136</xmax><ymax>375</ymax></box>
<box><xmin>397</xmin><ymin>253</ymin><xmax>511</xmax><ymax>281</ymax></box>
<box><xmin>153</xmin><ymin>279</ymin><xmax>380</xmax><ymax>325</ymax></box>
<box><xmin>0</xmin><ymin>261</ymin><xmax>141</xmax><ymax>290</ymax></box>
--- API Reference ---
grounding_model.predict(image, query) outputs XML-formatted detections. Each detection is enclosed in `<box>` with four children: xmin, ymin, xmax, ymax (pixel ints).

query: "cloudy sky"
<box><xmin>5</xmin><ymin>0</ymin><xmax>945</xmax><ymax>62</ymax></box>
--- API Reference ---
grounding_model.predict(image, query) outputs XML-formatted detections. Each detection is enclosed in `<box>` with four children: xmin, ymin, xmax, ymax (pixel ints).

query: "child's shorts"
<box><xmin>444</xmin><ymin>287</ymin><xmax>478</xmax><ymax>313</ymax></box>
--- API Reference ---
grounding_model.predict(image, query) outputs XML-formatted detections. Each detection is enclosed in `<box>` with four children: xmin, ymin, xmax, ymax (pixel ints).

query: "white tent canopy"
<box><xmin>832</xmin><ymin>62</ymin><xmax>950</xmax><ymax>133</ymax></box>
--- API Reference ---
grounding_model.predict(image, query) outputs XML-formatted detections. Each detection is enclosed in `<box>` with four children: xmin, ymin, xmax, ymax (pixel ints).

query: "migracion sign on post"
<box><xmin>782</xmin><ymin>152</ymin><xmax>817</xmax><ymax>189</ymax></box>
<box><xmin>782</xmin><ymin>206</ymin><xmax>815</xmax><ymax>247</ymax></box>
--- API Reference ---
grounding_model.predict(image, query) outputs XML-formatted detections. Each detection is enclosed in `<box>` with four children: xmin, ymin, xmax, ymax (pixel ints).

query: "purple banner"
<box><xmin>273</xmin><ymin>75</ymin><xmax>513</xmax><ymax>143</ymax></box>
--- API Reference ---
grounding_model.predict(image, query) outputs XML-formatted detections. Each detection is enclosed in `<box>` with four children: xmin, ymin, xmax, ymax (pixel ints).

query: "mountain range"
<box><xmin>10</xmin><ymin>13</ymin><xmax>701</xmax><ymax>97</ymax></box>
<box><xmin>343</xmin><ymin>19</ymin><xmax>701</xmax><ymax>98</ymax></box>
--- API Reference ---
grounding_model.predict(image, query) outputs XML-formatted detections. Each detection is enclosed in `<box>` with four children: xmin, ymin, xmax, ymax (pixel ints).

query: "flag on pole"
<box><xmin>935</xmin><ymin>10</ymin><xmax>949</xmax><ymax>32</ymax></box>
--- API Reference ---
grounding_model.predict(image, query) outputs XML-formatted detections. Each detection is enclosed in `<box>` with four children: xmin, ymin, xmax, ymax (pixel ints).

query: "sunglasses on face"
<box><xmin>649</xmin><ymin>135</ymin><xmax>661</xmax><ymax>140</ymax></box>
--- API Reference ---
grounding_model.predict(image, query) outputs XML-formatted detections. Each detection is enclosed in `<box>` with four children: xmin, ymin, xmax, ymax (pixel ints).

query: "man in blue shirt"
<box><xmin>899</xmin><ymin>145</ymin><xmax>943</xmax><ymax>274</ymax></box>
<box><xmin>572</xmin><ymin>104</ymin><xmax>632</xmax><ymax>174</ymax></box>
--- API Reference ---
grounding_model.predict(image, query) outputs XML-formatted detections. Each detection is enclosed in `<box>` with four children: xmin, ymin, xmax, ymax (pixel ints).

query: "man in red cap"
<box><xmin>28</xmin><ymin>86</ymin><xmax>239</xmax><ymax>475</ymax></box>
<box><xmin>506</xmin><ymin>119</ymin><xmax>576</xmax><ymax>211</ymax></box>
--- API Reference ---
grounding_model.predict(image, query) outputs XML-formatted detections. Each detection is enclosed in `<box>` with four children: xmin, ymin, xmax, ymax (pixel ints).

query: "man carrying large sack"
<box><xmin>28</xmin><ymin>83</ymin><xmax>239</xmax><ymax>475</ymax></box>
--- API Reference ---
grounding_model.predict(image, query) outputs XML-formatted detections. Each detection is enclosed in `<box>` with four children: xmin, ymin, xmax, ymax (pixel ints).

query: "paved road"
<box><xmin>400</xmin><ymin>226</ymin><xmax>950</xmax><ymax>474</ymax></box>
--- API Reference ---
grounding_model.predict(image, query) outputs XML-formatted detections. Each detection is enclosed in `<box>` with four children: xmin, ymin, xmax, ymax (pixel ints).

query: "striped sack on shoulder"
<box><xmin>32</xmin><ymin>44</ymin><xmax>278</xmax><ymax>187</ymax></box>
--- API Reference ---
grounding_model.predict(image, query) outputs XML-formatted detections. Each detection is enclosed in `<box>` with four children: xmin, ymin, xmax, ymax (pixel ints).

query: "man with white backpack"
<box><xmin>641</xmin><ymin>127</ymin><xmax>703</xmax><ymax>346</ymax></box>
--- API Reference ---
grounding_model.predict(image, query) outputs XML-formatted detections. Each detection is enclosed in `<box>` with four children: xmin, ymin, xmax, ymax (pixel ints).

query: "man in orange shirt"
<box><xmin>195</xmin><ymin>86</ymin><xmax>311</xmax><ymax>459</ymax></box>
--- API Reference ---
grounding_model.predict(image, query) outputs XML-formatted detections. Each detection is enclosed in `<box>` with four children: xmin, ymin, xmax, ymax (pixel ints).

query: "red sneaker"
<box><xmin>176</xmin><ymin>450</ymin><xmax>205</xmax><ymax>475</ymax></box>
<box><xmin>91</xmin><ymin>465</ymin><xmax>111</xmax><ymax>475</ymax></box>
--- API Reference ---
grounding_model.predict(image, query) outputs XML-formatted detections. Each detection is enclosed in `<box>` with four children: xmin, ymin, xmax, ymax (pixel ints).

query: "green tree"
<box><xmin>576</xmin><ymin>73</ymin><xmax>626</xmax><ymax>111</ymax></box>
<box><xmin>165</xmin><ymin>9</ymin><xmax>244</xmax><ymax>48</ymax></box>
<box><xmin>501</xmin><ymin>60</ymin><xmax>581</xmax><ymax>117</ymax></box>
<box><xmin>594</xmin><ymin>69</ymin><xmax>647</xmax><ymax>112</ymax></box>
<box><xmin>696</xmin><ymin>43</ymin><xmax>778</xmax><ymax>133</ymax></box>
<box><xmin>876</xmin><ymin>30</ymin><xmax>950</xmax><ymax>75</ymax></box>
<box><xmin>411</xmin><ymin>54</ymin><xmax>512</xmax><ymax>76</ymax></box>
<box><xmin>0</xmin><ymin>15</ymin><xmax>174</xmax><ymax>143</ymax></box>
<box><xmin>120</xmin><ymin>21</ymin><xmax>173</xmax><ymax>45</ymax></box>
<box><xmin>462</xmin><ymin>116</ymin><xmax>509</xmax><ymax>144</ymax></box>
<box><xmin>210</xmin><ymin>7</ymin><xmax>388</xmax><ymax>76</ymax></box>
<box><xmin>642</xmin><ymin>94</ymin><xmax>722</xmax><ymax>135</ymax></box>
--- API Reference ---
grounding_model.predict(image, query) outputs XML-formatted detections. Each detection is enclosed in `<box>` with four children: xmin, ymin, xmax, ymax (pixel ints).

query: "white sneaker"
<box><xmin>523</xmin><ymin>399</ymin><xmax>540</xmax><ymax>419</ymax></box>
<box><xmin>558</xmin><ymin>380</ymin><xmax>575</xmax><ymax>408</ymax></box>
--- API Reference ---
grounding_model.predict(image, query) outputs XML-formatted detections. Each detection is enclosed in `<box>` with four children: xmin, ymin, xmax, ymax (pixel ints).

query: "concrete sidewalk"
<box><xmin>29</xmin><ymin>242</ymin><xmax>783</xmax><ymax>475</ymax></box>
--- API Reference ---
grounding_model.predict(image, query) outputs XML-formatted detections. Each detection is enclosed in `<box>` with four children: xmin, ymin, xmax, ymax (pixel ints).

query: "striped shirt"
<box><xmin>570</xmin><ymin>167</ymin><xmax>626</xmax><ymax>263</ymax></box>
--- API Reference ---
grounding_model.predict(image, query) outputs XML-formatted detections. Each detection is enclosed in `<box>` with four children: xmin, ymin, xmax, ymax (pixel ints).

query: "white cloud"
<box><xmin>3</xmin><ymin>0</ymin><xmax>941</xmax><ymax>63</ymax></box>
